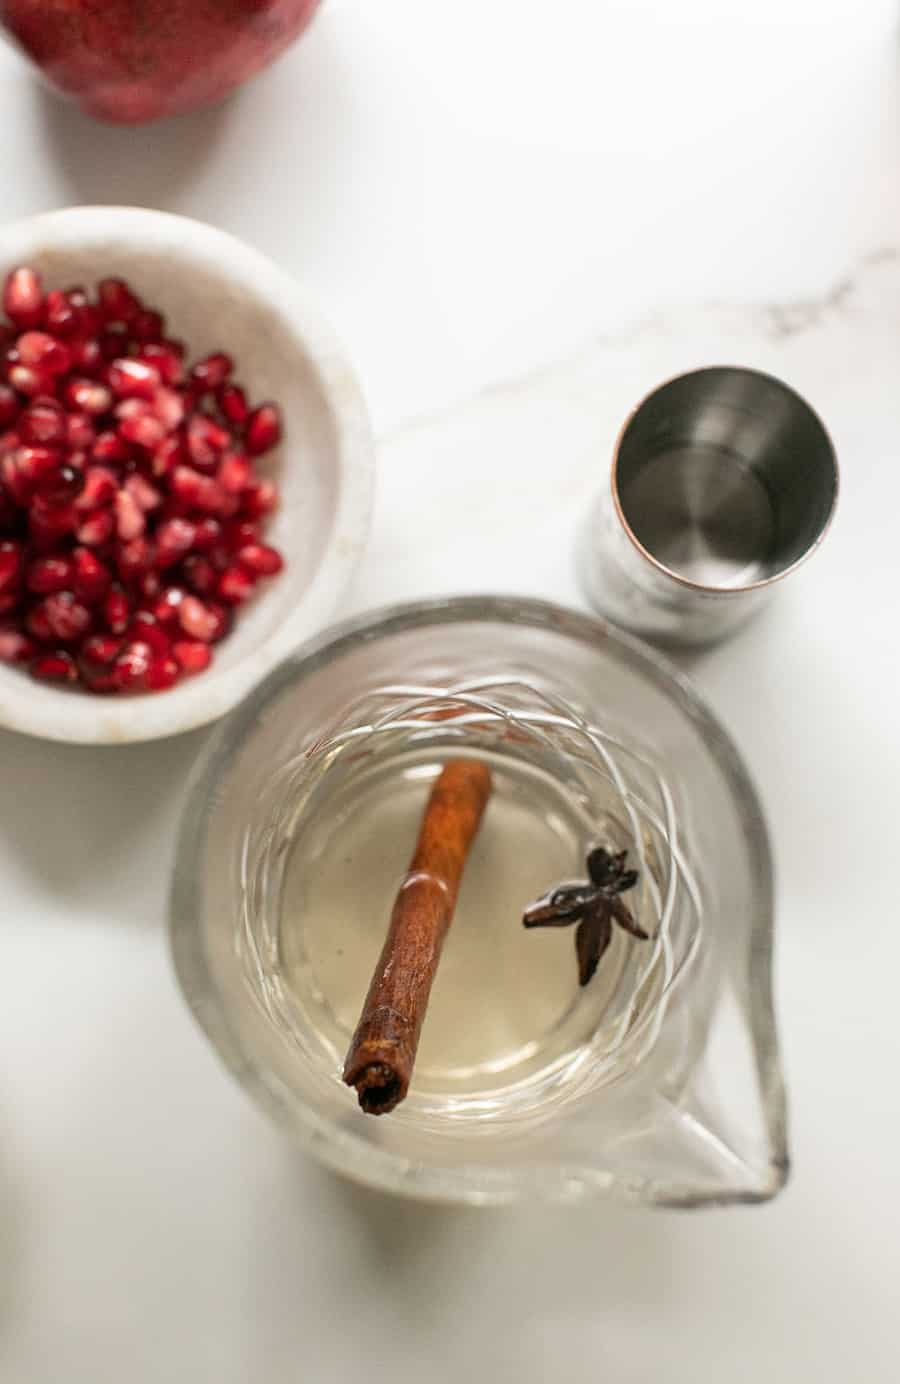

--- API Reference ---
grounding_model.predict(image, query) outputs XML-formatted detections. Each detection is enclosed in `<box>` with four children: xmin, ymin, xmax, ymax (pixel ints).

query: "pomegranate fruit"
<box><xmin>0</xmin><ymin>1</ymin><xmax>321</xmax><ymax>125</ymax></box>
<box><xmin>0</xmin><ymin>267</ymin><xmax>284</xmax><ymax>695</ymax></box>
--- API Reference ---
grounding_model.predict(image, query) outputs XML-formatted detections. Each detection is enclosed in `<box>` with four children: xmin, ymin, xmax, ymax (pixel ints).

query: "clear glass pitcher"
<box><xmin>170</xmin><ymin>597</ymin><xmax>787</xmax><ymax>1207</ymax></box>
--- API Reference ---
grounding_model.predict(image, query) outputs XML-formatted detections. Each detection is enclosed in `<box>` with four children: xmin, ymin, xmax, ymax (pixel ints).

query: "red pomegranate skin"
<box><xmin>0</xmin><ymin>0</ymin><xmax>321</xmax><ymax>123</ymax></box>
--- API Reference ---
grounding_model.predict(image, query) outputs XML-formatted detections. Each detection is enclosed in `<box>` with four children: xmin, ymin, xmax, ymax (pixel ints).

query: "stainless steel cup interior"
<box><xmin>613</xmin><ymin>367</ymin><xmax>838</xmax><ymax>592</ymax></box>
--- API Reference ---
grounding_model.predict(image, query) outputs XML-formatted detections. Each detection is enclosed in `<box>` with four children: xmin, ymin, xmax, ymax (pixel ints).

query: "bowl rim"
<box><xmin>170</xmin><ymin>594</ymin><xmax>786</xmax><ymax>1207</ymax></box>
<box><xmin>0</xmin><ymin>205</ymin><xmax>375</xmax><ymax>744</ymax></box>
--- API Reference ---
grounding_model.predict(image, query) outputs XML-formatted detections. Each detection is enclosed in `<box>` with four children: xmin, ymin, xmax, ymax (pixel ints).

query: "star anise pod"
<box><xmin>522</xmin><ymin>846</ymin><xmax>647</xmax><ymax>986</ymax></box>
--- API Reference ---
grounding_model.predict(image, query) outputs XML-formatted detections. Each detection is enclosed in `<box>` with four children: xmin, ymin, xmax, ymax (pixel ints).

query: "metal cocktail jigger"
<box><xmin>579</xmin><ymin>367</ymin><xmax>838</xmax><ymax>645</ymax></box>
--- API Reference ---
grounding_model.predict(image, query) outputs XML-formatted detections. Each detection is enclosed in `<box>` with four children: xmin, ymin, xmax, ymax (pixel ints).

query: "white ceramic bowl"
<box><xmin>0</xmin><ymin>207</ymin><xmax>374</xmax><ymax>744</ymax></box>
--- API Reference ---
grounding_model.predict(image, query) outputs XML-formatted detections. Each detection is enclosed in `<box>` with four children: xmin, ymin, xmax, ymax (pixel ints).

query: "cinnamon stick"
<box><xmin>343</xmin><ymin>758</ymin><xmax>493</xmax><ymax>1115</ymax></box>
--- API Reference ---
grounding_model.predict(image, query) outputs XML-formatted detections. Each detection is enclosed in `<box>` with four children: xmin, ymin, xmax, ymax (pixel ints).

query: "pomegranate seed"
<box><xmin>127</xmin><ymin>609</ymin><xmax>172</xmax><ymax>654</ymax></box>
<box><xmin>217</xmin><ymin>383</ymin><xmax>249</xmax><ymax>426</ymax></box>
<box><xmin>77</xmin><ymin>508</ymin><xmax>115</xmax><ymax>547</ymax></box>
<box><xmin>25</xmin><ymin>602</ymin><xmax>53</xmax><ymax>641</ymax></box>
<box><xmin>2</xmin><ymin>454</ymin><xmax>31</xmax><ymax>507</ymax></box>
<box><xmin>145</xmin><ymin>655</ymin><xmax>180</xmax><ymax>691</ymax></box>
<box><xmin>9</xmin><ymin>364</ymin><xmax>56</xmax><ymax>398</ymax></box>
<box><xmin>66</xmin><ymin>412</ymin><xmax>96</xmax><ymax>450</ymax></box>
<box><xmin>4</xmin><ymin>268</ymin><xmax>43</xmax><ymax>329</ymax></box>
<box><xmin>153</xmin><ymin>586</ymin><xmax>185</xmax><ymax>626</ymax></box>
<box><xmin>124</xmin><ymin>474</ymin><xmax>161</xmax><ymax>513</ymax></box>
<box><xmin>206</xmin><ymin>601</ymin><xmax>231</xmax><ymax>643</ymax></box>
<box><xmin>0</xmin><ymin>427</ymin><xmax>18</xmax><ymax>454</ymax></box>
<box><xmin>116</xmin><ymin>537</ymin><xmax>155</xmax><ymax>583</ymax></box>
<box><xmin>71</xmin><ymin>548</ymin><xmax>111</xmax><ymax>602</ymax></box>
<box><xmin>66</xmin><ymin>379</ymin><xmax>113</xmax><ymax>416</ymax></box>
<box><xmin>26</xmin><ymin>555</ymin><xmax>72</xmax><ymax>594</ymax></box>
<box><xmin>178</xmin><ymin>595</ymin><xmax>220</xmax><ymax>642</ymax></box>
<box><xmin>45</xmin><ymin>290</ymin><xmax>80</xmax><ymax>337</ymax></box>
<box><xmin>17</xmin><ymin>332</ymin><xmax>72</xmax><ymax>375</ymax></box>
<box><xmin>99</xmin><ymin>329</ymin><xmax>129</xmax><ymax>363</ymax></box>
<box><xmin>242</xmin><ymin>478</ymin><xmax>279</xmax><ymax>519</ymax></box>
<box><xmin>218</xmin><ymin>451</ymin><xmax>251</xmax><ymax>494</ymax></box>
<box><xmin>152</xmin><ymin>435</ymin><xmax>185</xmax><ymax>477</ymax></box>
<box><xmin>76</xmin><ymin>311</ymin><xmax>102</xmax><ymax>340</ymax></box>
<box><xmin>41</xmin><ymin>591</ymin><xmax>91</xmax><ymax>642</ymax></box>
<box><xmin>173</xmin><ymin>639</ymin><xmax>212</xmax><ymax>675</ymax></box>
<box><xmin>29</xmin><ymin>501</ymin><xmax>78</xmax><ymax>549</ymax></box>
<box><xmin>171</xmin><ymin>465</ymin><xmax>224</xmax><ymax>514</ymax></box>
<box><xmin>0</xmin><ymin>539</ymin><xmax>24</xmax><ymax>590</ymax></box>
<box><xmin>186</xmin><ymin>414</ymin><xmax>230</xmax><ymax>469</ymax></box>
<box><xmin>130</xmin><ymin>611</ymin><xmax>170</xmax><ymax>653</ymax></box>
<box><xmin>111</xmin><ymin>639</ymin><xmax>152</xmax><ymax>691</ymax></box>
<box><xmin>108</xmin><ymin>358</ymin><xmax>161</xmax><ymax>400</ymax></box>
<box><xmin>208</xmin><ymin>543</ymin><xmax>231</xmax><ymax>572</ymax></box>
<box><xmin>217</xmin><ymin>565</ymin><xmax>256</xmax><ymax>605</ymax></box>
<box><xmin>222</xmin><ymin>519</ymin><xmax>258</xmax><ymax>550</ymax></box>
<box><xmin>20</xmin><ymin>400</ymin><xmax>65</xmax><ymax>447</ymax></box>
<box><xmin>30</xmin><ymin>650</ymin><xmax>78</xmax><ymax>683</ymax></box>
<box><xmin>92</xmin><ymin>431</ymin><xmax>129</xmax><ymax>465</ymax></box>
<box><xmin>0</xmin><ymin>592</ymin><xmax>19</xmax><ymax>615</ymax></box>
<box><xmin>155</xmin><ymin>517</ymin><xmax>196</xmax><ymax>568</ymax></box>
<box><xmin>193</xmin><ymin>518</ymin><xmax>223</xmax><ymax>552</ymax></box>
<box><xmin>138</xmin><ymin>570</ymin><xmax>161</xmax><ymax>600</ymax></box>
<box><xmin>103</xmin><ymin>586</ymin><xmax>131</xmax><ymax>634</ymax></box>
<box><xmin>119</xmin><ymin>413</ymin><xmax>165</xmax><ymax>450</ymax></box>
<box><xmin>115</xmin><ymin>489</ymin><xmax>146</xmax><ymax>542</ymax></box>
<box><xmin>0</xmin><ymin>384</ymin><xmax>19</xmax><ymax>428</ymax></box>
<box><xmin>71</xmin><ymin>338</ymin><xmax>103</xmax><ymax>375</ymax></box>
<box><xmin>15</xmin><ymin>445</ymin><xmax>61</xmax><ymax>486</ymax></box>
<box><xmin>141</xmin><ymin>342</ymin><xmax>183</xmax><ymax>386</ymax></box>
<box><xmin>78</xmin><ymin>633</ymin><xmax>120</xmax><ymax>690</ymax></box>
<box><xmin>31</xmin><ymin>481</ymin><xmax>79</xmax><ymax>516</ymax></box>
<box><xmin>239</xmin><ymin>543</ymin><xmax>284</xmax><ymax>577</ymax></box>
<box><xmin>79</xmin><ymin>633</ymin><xmax>121</xmax><ymax>672</ymax></box>
<box><xmin>245</xmin><ymin>403</ymin><xmax>282</xmax><ymax>456</ymax></box>
<box><xmin>37</xmin><ymin>464</ymin><xmax>83</xmax><ymax>505</ymax></box>
<box><xmin>190</xmin><ymin>353</ymin><xmax>233</xmax><ymax>392</ymax></box>
<box><xmin>76</xmin><ymin>465</ymin><xmax>118</xmax><ymax>511</ymax></box>
<box><xmin>113</xmin><ymin>396</ymin><xmax>146</xmax><ymax>422</ymax></box>
<box><xmin>150</xmin><ymin>386</ymin><xmax>184</xmax><ymax>431</ymax></box>
<box><xmin>80</xmin><ymin>667</ymin><xmax>116</xmax><ymax>693</ymax></box>
<box><xmin>98</xmin><ymin>278</ymin><xmax>139</xmax><ymax>324</ymax></box>
<box><xmin>214</xmin><ymin>489</ymin><xmax>239</xmax><ymax>520</ymax></box>
<box><xmin>0</xmin><ymin>624</ymin><xmax>35</xmax><ymax>663</ymax></box>
<box><xmin>182</xmin><ymin>555</ymin><xmax>215</xmax><ymax>595</ymax></box>
<box><xmin>133</xmin><ymin>309</ymin><xmax>164</xmax><ymax>342</ymax></box>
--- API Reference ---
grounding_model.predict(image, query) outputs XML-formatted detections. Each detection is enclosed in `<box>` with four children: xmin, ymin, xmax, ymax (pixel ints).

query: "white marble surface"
<box><xmin>1</xmin><ymin>2</ymin><xmax>899</xmax><ymax>1381</ymax></box>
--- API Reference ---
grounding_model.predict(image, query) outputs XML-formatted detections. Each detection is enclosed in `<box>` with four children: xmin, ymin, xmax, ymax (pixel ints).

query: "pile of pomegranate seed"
<box><xmin>0</xmin><ymin>268</ymin><xmax>284</xmax><ymax>694</ymax></box>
